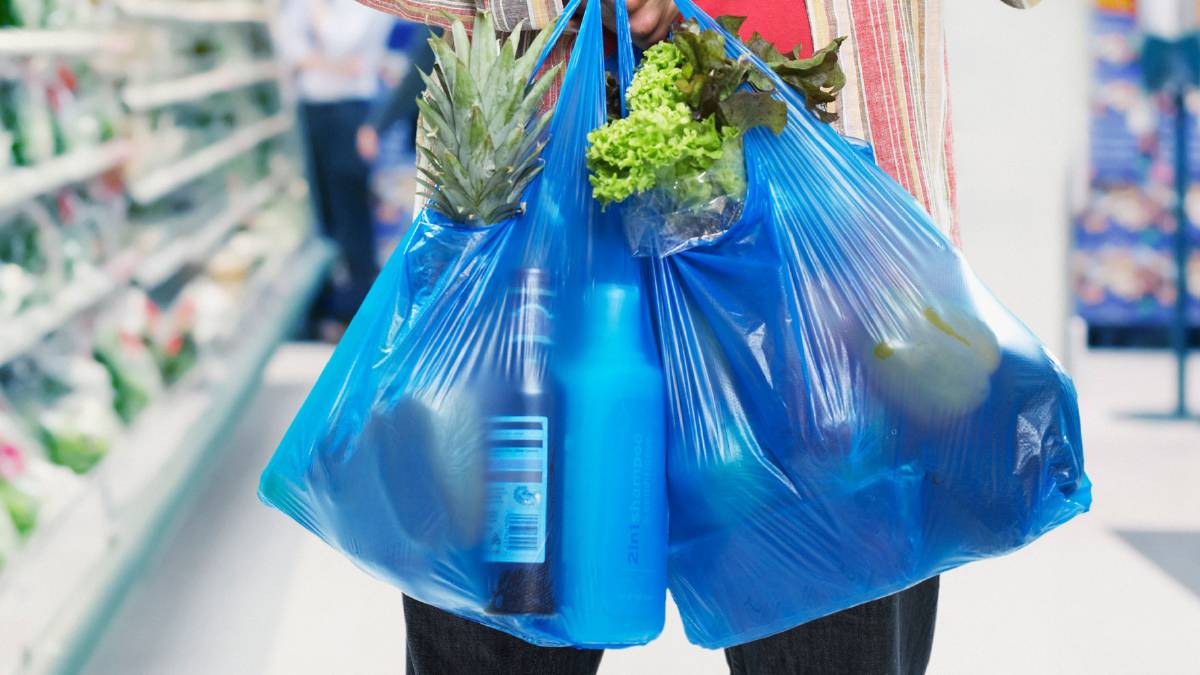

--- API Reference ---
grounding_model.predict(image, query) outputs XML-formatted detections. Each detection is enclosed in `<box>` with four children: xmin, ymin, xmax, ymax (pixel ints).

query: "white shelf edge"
<box><xmin>0</xmin><ymin>141</ymin><xmax>132</xmax><ymax>214</ymax></box>
<box><xmin>134</xmin><ymin>173</ymin><xmax>286</xmax><ymax>286</ymax></box>
<box><xmin>117</xmin><ymin>0</ymin><xmax>269</xmax><ymax>23</ymax></box>
<box><xmin>127</xmin><ymin>114</ymin><xmax>293</xmax><ymax>204</ymax></box>
<box><xmin>0</xmin><ymin>268</ymin><xmax>120</xmax><ymax>368</ymax></box>
<box><xmin>0</xmin><ymin>29</ymin><xmax>127</xmax><ymax>55</ymax></box>
<box><xmin>123</xmin><ymin>61</ymin><xmax>283</xmax><ymax>111</ymax></box>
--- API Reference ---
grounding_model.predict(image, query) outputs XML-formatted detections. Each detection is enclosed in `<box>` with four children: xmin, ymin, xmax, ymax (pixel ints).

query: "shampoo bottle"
<box><xmin>559</xmin><ymin>283</ymin><xmax>667</xmax><ymax>645</ymax></box>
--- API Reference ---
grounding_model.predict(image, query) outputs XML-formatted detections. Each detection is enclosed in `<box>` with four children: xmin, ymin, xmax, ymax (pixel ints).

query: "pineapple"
<box><xmin>416</xmin><ymin>12</ymin><xmax>561</xmax><ymax>226</ymax></box>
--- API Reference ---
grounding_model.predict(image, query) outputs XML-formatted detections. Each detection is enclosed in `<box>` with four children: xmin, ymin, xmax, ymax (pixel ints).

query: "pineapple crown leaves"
<box><xmin>417</xmin><ymin>12</ymin><xmax>561</xmax><ymax>226</ymax></box>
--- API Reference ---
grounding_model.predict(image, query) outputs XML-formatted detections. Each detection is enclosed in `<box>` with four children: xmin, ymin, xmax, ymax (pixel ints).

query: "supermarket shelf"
<box><xmin>0</xmin><ymin>141</ymin><xmax>132</xmax><ymax>214</ymax></box>
<box><xmin>0</xmin><ymin>268</ymin><xmax>121</xmax><ymax>369</ymax></box>
<box><xmin>127</xmin><ymin>114</ymin><xmax>293</xmax><ymax>204</ymax></box>
<box><xmin>0</xmin><ymin>29</ymin><xmax>127</xmax><ymax>55</ymax></box>
<box><xmin>117</xmin><ymin>0</ymin><xmax>269</xmax><ymax>23</ymax></box>
<box><xmin>2</xmin><ymin>239</ymin><xmax>334</xmax><ymax>675</ymax></box>
<box><xmin>0</xmin><ymin>172</ymin><xmax>287</xmax><ymax>369</ymax></box>
<box><xmin>135</xmin><ymin>173</ymin><xmax>286</xmax><ymax>287</ymax></box>
<box><xmin>123</xmin><ymin>61</ymin><xmax>283</xmax><ymax>111</ymax></box>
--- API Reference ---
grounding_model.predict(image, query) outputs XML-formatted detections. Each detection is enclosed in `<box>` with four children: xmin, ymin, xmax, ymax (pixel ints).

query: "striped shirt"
<box><xmin>361</xmin><ymin>0</ymin><xmax>1045</xmax><ymax>242</ymax></box>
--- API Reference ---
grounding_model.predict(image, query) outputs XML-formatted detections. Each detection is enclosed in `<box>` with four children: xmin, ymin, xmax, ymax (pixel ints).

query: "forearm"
<box><xmin>352</xmin><ymin>0</ymin><xmax>562</xmax><ymax>31</ymax></box>
<box><xmin>484</xmin><ymin>0</ymin><xmax>564</xmax><ymax>31</ymax></box>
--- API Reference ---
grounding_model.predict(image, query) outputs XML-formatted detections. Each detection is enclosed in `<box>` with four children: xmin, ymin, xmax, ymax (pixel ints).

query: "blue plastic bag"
<box><xmin>264</xmin><ymin>0</ymin><xmax>1092</xmax><ymax>651</ymax></box>
<box><xmin>260</xmin><ymin>0</ymin><xmax>671</xmax><ymax>648</ymax></box>
<box><xmin>627</xmin><ymin>1</ymin><xmax>1093</xmax><ymax>648</ymax></box>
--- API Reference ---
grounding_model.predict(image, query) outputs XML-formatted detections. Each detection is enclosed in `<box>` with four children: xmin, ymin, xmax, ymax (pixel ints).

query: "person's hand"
<box><xmin>334</xmin><ymin>55</ymin><xmax>365</xmax><ymax>77</ymax></box>
<box><xmin>624</xmin><ymin>0</ymin><xmax>679</xmax><ymax>49</ymax></box>
<box><xmin>298</xmin><ymin>54</ymin><xmax>326</xmax><ymax>72</ymax></box>
<box><xmin>357</xmin><ymin>125</ymin><xmax>380</xmax><ymax>162</ymax></box>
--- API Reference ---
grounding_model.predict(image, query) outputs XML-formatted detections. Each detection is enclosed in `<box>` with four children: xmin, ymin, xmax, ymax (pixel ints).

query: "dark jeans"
<box><xmin>299</xmin><ymin>99</ymin><xmax>378</xmax><ymax>323</ymax></box>
<box><xmin>403</xmin><ymin>576</ymin><xmax>939</xmax><ymax>675</ymax></box>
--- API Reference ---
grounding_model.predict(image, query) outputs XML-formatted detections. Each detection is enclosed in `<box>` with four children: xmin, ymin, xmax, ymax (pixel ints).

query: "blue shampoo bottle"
<box><xmin>558</xmin><ymin>283</ymin><xmax>667</xmax><ymax>645</ymax></box>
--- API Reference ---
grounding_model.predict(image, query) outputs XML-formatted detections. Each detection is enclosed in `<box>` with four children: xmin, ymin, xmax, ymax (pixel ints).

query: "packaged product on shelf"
<box><xmin>2</xmin><ymin>341</ymin><xmax>122</xmax><ymax>474</ymax></box>
<box><xmin>248</xmin><ymin>197</ymin><xmax>306</xmax><ymax>256</ymax></box>
<box><xmin>206</xmin><ymin>230</ymin><xmax>266</xmax><ymax>288</ymax></box>
<box><xmin>177</xmin><ymin>276</ymin><xmax>237</xmax><ymax>347</ymax></box>
<box><xmin>54</xmin><ymin>188</ymin><xmax>105</xmax><ymax>283</ymax></box>
<box><xmin>0</xmin><ymin>440</ymin><xmax>40</xmax><ymax>539</ymax></box>
<box><xmin>0</xmin><ymin>62</ymin><xmax>59</xmax><ymax>167</ymax></box>
<box><xmin>55</xmin><ymin>61</ymin><xmax>121</xmax><ymax>150</ymax></box>
<box><xmin>146</xmin><ymin>292</ymin><xmax>198</xmax><ymax>384</ymax></box>
<box><xmin>0</xmin><ymin>404</ymin><xmax>89</xmax><ymax>564</ymax></box>
<box><xmin>93</xmin><ymin>290</ymin><xmax>165</xmax><ymax>422</ymax></box>
<box><xmin>1</xmin><ymin>0</ymin><xmax>47</xmax><ymax>29</ymax></box>
<box><xmin>0</xmin><ymin>491</ymin><xmax>17</xmax><ymax>571</ymax></box>
<box><xmin>0</xmin><ymin>202</ymin><xmax>62</xmax><ymax>318</ymax></box>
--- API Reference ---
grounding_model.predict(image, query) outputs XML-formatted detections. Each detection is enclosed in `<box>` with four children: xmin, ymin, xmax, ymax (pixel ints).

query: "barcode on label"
<box><xmin>506</xmin><ymin>514</ymin><xmax>540</xmax><ymax>552</ymax></box>
<box><xmin>483</xmin><ymin>415</ymin><xmax>549</xmax><ymax>564</ymax></box>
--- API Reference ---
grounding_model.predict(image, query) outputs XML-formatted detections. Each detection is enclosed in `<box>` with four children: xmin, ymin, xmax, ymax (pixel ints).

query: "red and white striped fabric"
<box><xmin>364</xmin><ymin>0</ymin><xmax>1045</xmax><ymax>243</ymax></box>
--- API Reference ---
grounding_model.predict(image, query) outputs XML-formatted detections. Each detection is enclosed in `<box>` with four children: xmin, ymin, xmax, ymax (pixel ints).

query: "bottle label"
<box><xmin>484</xmin><ymin>416</ymin><xmax>548</xmax><ymax>564</ymax></box>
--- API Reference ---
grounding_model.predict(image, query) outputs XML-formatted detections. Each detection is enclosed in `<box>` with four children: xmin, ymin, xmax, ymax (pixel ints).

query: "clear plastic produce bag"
<box><xmin>622</xmin><ymin>136</ymin><xmax>747</xmax><ymax>257</ymax></box>
<box><xmin>624</xmin><ymin>1</ymin><xmax>1092</xmax><ymax>648</ymax></box>
<box><xmin>260</xmin><ymin>0</ymin><xmax>671</xmax><ymax>648</ymax></box>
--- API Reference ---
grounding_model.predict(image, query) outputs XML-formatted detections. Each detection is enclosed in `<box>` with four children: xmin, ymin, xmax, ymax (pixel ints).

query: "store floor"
<box><xmin>79</xmin><ymin>343</ymin><xmax>1200</xmax><ymax>675</ymax></box>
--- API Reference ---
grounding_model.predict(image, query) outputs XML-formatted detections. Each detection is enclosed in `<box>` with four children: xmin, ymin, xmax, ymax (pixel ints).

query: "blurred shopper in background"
<box><xmin>356</xmin><ymin>25</ymin><xmax>434</xmax><ymax>165</ymax></box>
<box><xmin>357</xmin><ymin>25</ymin><xmax>435</xmax><ymax>257</ymax></box>
<box><xmin>275</xmin><ymin>0</ymin><xmax>391</xmax><ymax>340</ymax></box>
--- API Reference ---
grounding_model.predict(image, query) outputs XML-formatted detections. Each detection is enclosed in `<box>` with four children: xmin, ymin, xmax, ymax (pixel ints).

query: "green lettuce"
<box><xmin>588</xmin><ymin>42</ymin><xmax>740</xmax><ymax>205</ymax></box>
<box><xmin>587</xmin><ymin>21</ymin><xmax>845</xmax><ymax>207</ymax></box>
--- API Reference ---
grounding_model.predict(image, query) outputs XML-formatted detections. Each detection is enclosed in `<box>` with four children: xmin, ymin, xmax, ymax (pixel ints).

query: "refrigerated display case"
<box><xmin>0</xmin><ymin>2</ymin><xmax>332</xmax><ymax>672</ymax></box>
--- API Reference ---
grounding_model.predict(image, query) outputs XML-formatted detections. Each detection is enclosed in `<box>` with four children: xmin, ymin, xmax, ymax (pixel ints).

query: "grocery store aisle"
<box><xmin>79</xmin><ymin>344</ymin><xmax>405</xmax><ymax>674</ymax></box>
<box><xmin>80</xmin><ymin>1</ymin><xmax>1200</xmax><ymax>673</ymax></box>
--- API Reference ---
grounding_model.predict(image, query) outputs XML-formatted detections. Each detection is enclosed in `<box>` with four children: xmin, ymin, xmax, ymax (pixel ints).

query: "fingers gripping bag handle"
<box><xmin>630</xmin><ymin>0</ymin><xmax>1093</xmax><ymax>648</ymax></box>
<box><xmin>258</xmin><ymin>0</ymin><xmax>668</xmax><ymax>649</ymax></box>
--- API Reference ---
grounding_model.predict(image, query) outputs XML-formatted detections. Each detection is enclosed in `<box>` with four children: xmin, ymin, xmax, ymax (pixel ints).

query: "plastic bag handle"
<box><xmin>529</xmin><ymin>0</ymin><xmax>586</xmax><ymax>85</ymax></box>
<box><xmin>612</xmin><ymin>0</ymin><xmax>636</xmax><ymax>116</ymax></box>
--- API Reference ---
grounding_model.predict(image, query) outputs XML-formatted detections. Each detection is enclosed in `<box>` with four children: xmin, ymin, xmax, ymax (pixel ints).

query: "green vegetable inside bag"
<box><xmin>587</xmin><ymin>19</ymin><xmax>845</xmax><ymax>255</ymax></box>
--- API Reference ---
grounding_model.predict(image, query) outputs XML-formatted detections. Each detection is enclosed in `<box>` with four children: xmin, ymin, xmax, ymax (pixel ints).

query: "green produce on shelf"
<box><xmin>0</xmin><ymin>479</ymin><xmax>38</xmax><ymax>536</ymax></box>
<box><xmin>1</xmin><ymin>0</ymin><xmax>47</xmax><ymax>28</ymax></box>
<box><xmin>0</xmin><ymin>70</ymin><xmax>59</xmax><ymax>166</ymax></box>
<box><xmin>93</xmin><ymin>346</ymin><xmax>158</xmax><ymax>423</ymax></box>
<box><xmin>93</xmin><ymin>291</ymin><xmax>166</xmax><ymax>422</ymax></box>
<box><xmin>5</xmin><ymin>353</ymin><xmax>122</xmax><ymax>474</ymax></box>
<box><xmin>155</xmin><ymin>334</ymin><xmax>197</xmax><ymax>384</ymax></box>
<box><xmin>0</xmin><ymin>440</ymin><xmax>40</xmax><ymax>537</ymax></box>
<box><xmin>0</xmin><ymin>208</ymin><xmax>57</xmax><ymax>317</ymax></box>
<box><xmin>38</xmin><ymin>399</ymin><xmax>116</xmax><ymax>473</ymax></box>
<box><xmin>0</xmin><ymin>501</ymin><xmax>17</xmax><ymax>572</ymax></box>
<box><xmin>53</xmin><ymin>61</ymin><xmax>118</xmax><ymax>151</ymax></box>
